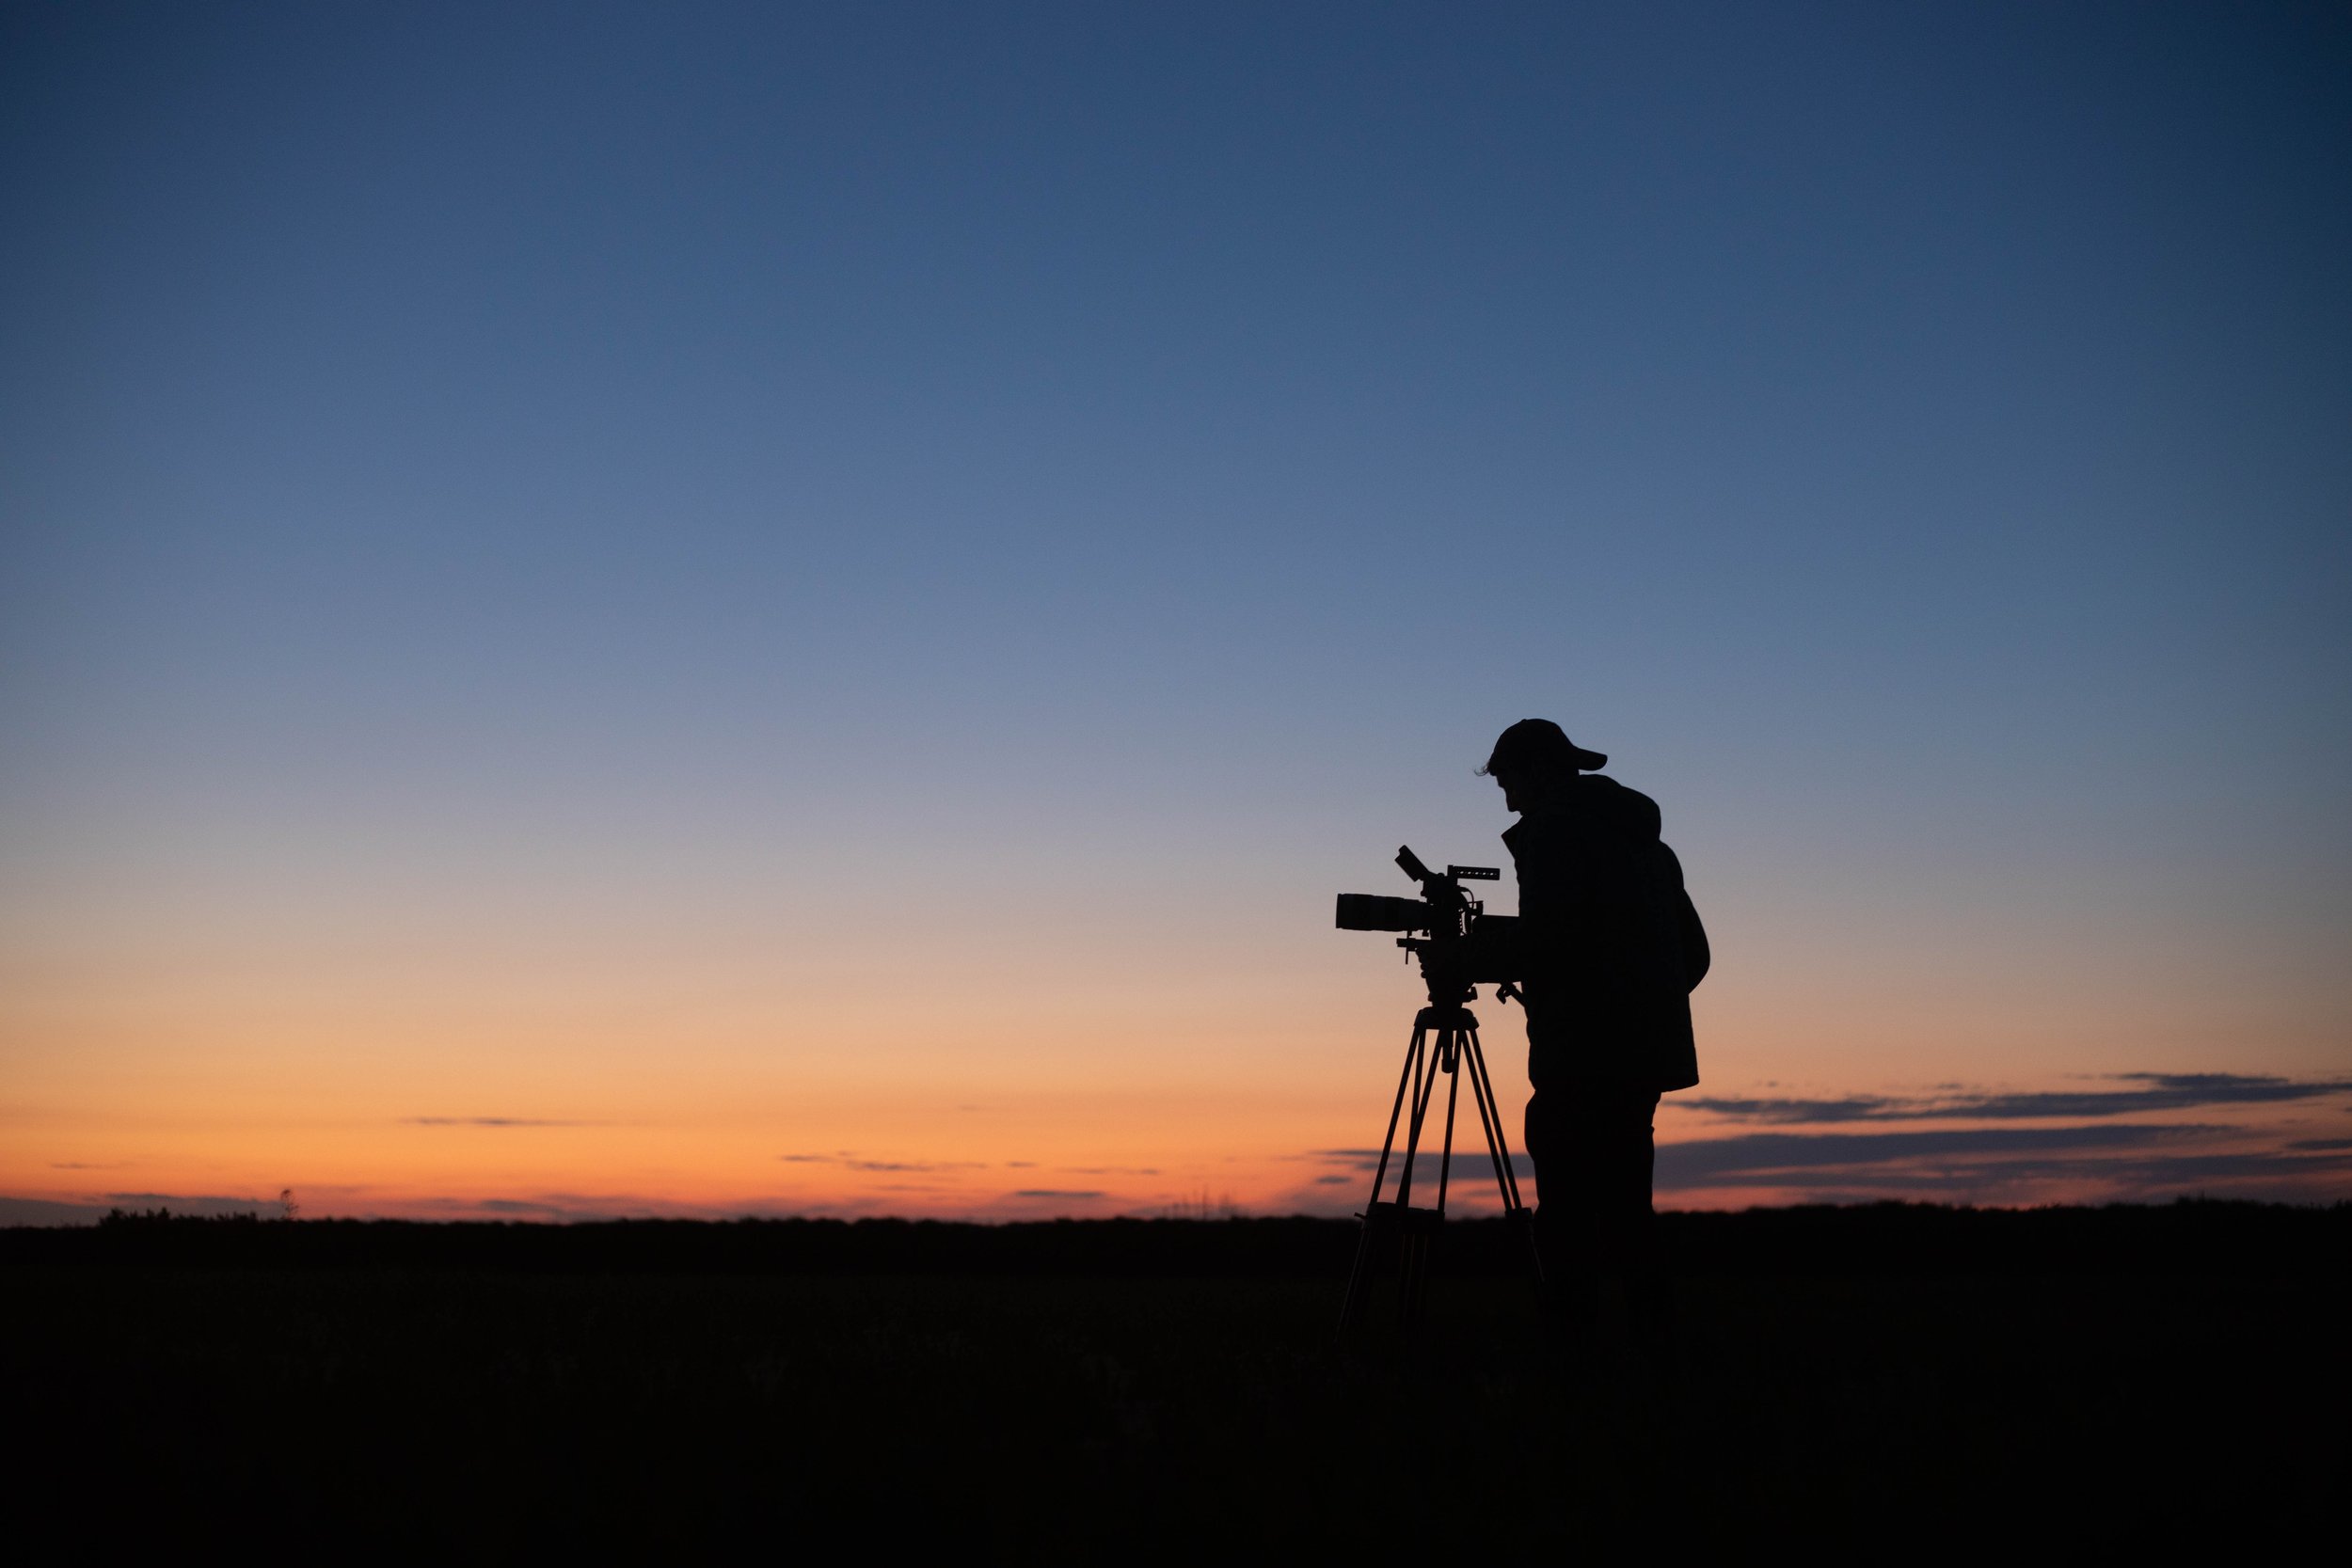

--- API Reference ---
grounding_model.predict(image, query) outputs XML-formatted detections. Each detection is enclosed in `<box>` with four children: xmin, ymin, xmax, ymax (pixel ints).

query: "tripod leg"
<box><xmin>1460</xmin><ymin>1028</ymin><xmax>1547</xmax><ymax>1298</ymax></box>
<box><xmin>1400</xmin><ymin>1226</ymin><xmax>1423</xmax><ymax>1330</ymax></box>
<box><xmin>1399</xmin><ymin>1209</ymin><xmax>1436</xmax><ymax>1332</ymax></box>
<box><xmin>1394</xmin><ymin>1026</ymin><xmax>1441</xmax><ymax>1211</ymax></box>
<box><xmin>1361</xmin><ymin>1022</ymin><xmax>1423</xmax><ymax>1212</ymax></box>
<box><xmin>1342</xmin><ymin>1022</ymin><xmax>1427</xmax><ymax>1331</ymax></box>
<box><xmin>1400</xmin><ymin>1033</ymin><xmax>1454</xmax><ymax>1329</ymax></box>
<box><xmin>1434</xmin><ymin>1029</ymin><xmax>1462</xmax><ymax>1218</ymax></box>
<box><xmin>1340</xmin><ymin>1210</ymin><xmax>1384</xmax><ymax>1333</ymax></box>
<box><xmin>1460</xmin><ymin>1028</ymin><xmax>1519</xmax><ymax>1212</ymax></box>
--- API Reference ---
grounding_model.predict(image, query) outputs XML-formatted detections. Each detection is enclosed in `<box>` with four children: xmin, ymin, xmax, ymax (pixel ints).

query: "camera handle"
<box><xmin>1338</xmin><ymin>999</ymin><xmax>1544</xmax><ymax>1333</ymax></box>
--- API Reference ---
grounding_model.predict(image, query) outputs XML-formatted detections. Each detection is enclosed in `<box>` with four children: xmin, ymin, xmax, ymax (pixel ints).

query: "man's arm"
<box><xmin>1661</xmin><ymin>844</ymin><xmax>1708</xmax><ymax>990</ymax></box>
<box><xmin>1677</xmin><ymin>891</ymin><xmax>1709</xmax><ymax>989</ymax></box>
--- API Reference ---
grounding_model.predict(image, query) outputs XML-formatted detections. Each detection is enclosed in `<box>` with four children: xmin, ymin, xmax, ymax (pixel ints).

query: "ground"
<box><xmin>5</xmin><ymin>1205</ymin><xmax>2342</xmax><ymax>1559</ymax></box>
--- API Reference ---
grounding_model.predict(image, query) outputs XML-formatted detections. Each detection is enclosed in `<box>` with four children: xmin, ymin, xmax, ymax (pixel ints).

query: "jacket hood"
<box><xmin>1558</xmin><ymin>773</ymin><xmax>1661</xmax><ymax>840</ymax></box>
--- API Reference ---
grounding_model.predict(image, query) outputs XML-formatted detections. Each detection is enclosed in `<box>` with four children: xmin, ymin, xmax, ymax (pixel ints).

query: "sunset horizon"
<box><xmin>11</xmin><ymin>1057</ymin><xmax>2347</xmax><ymax>1225</ymax></box>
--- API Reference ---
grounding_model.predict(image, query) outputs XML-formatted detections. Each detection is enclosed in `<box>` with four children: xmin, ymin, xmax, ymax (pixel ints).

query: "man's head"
<box><xmin>1479</xmin><ymin>719</ymin><xmax>1607</xmax><ymax>813</ymax></box>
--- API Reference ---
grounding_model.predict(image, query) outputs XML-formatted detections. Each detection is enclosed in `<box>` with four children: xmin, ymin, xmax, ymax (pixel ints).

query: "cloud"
<box><xmin>400</xmin><ymin>1191</ymin><xmax>716</xmax><ymax>1222</ymax></box>
<box><xmin>776</xmin><ymin>1152</ymin><xmax>987</xmax><ymax>1172</ymax></box>
<box><xmin>1651</xmin><ymin>1123</ymin><xmax>2352</xmax><ymax>1202</ymax></box>
<box><xmin>1010</xmin><ymin>1189</ymin><xmax>1104</xmax><ymax>1199</ymax></box>
<box><xmin>1677</xmin><ymin>1097</ymin><xmax>1903</xmax><ymax>1123</ymax></box>
<box><xmin>1655</xmin><ymin>1123</ymin><xmax>2212</xmax><ymax>1185</ymax></box>
<box><xmin>1678</xmin><ymin>1148</ymin><xmax>2352</xmax><ymax>1205</ymax></box>
<box><xmin>1679</xmin><ymin>1073</ymin><xmax>2352</xmax><ymax>1125</ymax></box>
<box><xmin>0</xmin><ymin>1196</ymin><xmax>109</xmax><ymax>1227</ymax></box>
<box><xmin>1311</xmin><ymin>1100</ymin><xmax>2351</xmax><ymax>1206</ymax></box>
<box><xmin>405</xmin><ymin>1117</ymin><xmax>602</xmax><ymax>1128</ymax></box>
<box><xmin>1312</xmin><ymin>1147</ymin><xmax>1534</xmax><ymax>1178</ymax></box>
<box><xmin>475</xmin><ymin>1198</ymin><xmax>588</xmax><ymax>1217</ymax></box>
<box><xmin>49</xmin><ymin>1162</ymin><xmax>124</xmax><ymax>1170</ymax></box>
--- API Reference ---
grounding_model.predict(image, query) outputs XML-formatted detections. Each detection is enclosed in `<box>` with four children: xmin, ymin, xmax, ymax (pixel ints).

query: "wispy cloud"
<box><xmin>1657</xmin><ymin>1123</ymin><xmax>2212</xmax><ymax>1182</ymax></box>
<box><xmin>777</xmin><ymin>1152</ymin><xmax>988</xmax><ymax>1172</ymax></box>
<box><xmin>1680</xmin><ymin>1073</ymin><xmax>2352</xmax><ymax>1125</ymax></box>
<box><xmin>0</xmin><ymin>1196</ymin><xmax>111</xmax><ymax>1226</ymax></box>
<box><xmin>1651</xmin><ymin>1123</ymin><xmax>2352</xmax><ymax>1204</ymax></box>
<box><xmin>398</xmin><ymin>1191</ymin><xmax>720</xmax><ymax>1222</ymax></box>
<box><xmin>1661</xmin><ymin>1147</ymin><xmax>2352</xmax><ymax>1201</ymax></box>
<box><xmin>475</xmin><ymin>1197</ymin><xmax>589</xmax><ymax>1218</ymax></box>
<box><xmin>1295</xmin><ymin>1071</ymin><xmax>2352</xmax><ymax>1208</ymax></box>
<box><xmin>1311</xmin><ymin>1146</ymin><xmax>1534</xmax><ymax>1178</ymax></box>
<box><xmin>405</xmin><ymin>1117</ymin><xmax>606</xmax><ymax>1128</ymax></box>
<box><xmin>778</xmin><ymin>1152</ymin><xmax>1136</xmax><ymax>1179</ymax></box>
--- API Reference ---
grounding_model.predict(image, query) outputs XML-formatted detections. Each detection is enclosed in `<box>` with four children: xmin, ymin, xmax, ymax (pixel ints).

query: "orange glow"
<box><xmin>8</xmin><ymin>937</ymin><xmax>2346</xmax><ymax>1219</ymax></box>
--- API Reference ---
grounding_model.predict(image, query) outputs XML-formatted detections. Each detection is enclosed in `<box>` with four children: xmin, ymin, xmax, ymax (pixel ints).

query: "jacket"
<box><xmin>1499</xmin><ymin>773</ymin><xmax>1707</xmax><ymax>1092</ymax></box>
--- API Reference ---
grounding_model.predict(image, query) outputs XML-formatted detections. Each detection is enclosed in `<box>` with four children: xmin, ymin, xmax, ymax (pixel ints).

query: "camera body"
<box><xmin>1335</xmin><ymin>846</ymin><xmax>1518</xmax><ymax>988</ymax></box>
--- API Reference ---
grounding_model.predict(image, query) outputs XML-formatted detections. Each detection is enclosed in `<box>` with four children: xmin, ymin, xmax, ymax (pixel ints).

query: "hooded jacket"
<box><xmin>1500</xmin><ymin>773</ymin><xmax>1706</xmax><ymax>1092</ymax></box>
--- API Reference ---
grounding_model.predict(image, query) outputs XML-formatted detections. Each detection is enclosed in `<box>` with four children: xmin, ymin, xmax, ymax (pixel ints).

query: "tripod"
<box><xmin>1340</xmin><ymin>987</ymin><xmax>1543</xmax><ymax>1330</ymax></box>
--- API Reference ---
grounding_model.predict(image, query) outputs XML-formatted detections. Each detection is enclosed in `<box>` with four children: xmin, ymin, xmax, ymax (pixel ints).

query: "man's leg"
<box><xmin>1524</xmin><ymin>1088</ymin><xmax>1601</xmax><ymax>1328</ymax></box>
<box><xmin>1592</xmin><ymin>1085</ymin><xmax>1669</xmax><ymax>1340</ymax></box>
<box><xmin>1529</xmin><ymin>1083</ymin><xmax>1667</xmax><ymax>1338</ymax></box>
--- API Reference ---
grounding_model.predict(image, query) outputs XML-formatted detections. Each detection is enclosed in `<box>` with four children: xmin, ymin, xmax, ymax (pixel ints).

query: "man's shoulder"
<box><xmin>1571</xmin><ymin>774</ymin><xmax>1662</xmax><ymax>836</ymax></box>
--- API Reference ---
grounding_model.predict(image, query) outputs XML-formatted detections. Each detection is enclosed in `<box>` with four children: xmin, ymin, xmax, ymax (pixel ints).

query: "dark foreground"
<box><xmin>7</xmin><ymin>1203</ymin><xmax>2344</xmax><ymax>1558</ymax></box>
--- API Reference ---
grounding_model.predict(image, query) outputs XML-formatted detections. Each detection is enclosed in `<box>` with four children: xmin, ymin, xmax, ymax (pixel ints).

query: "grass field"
<box><xmin>6</xmin><ymin>1205</ymin><xmax>2343</xmax><ymax>1559</ymax></box>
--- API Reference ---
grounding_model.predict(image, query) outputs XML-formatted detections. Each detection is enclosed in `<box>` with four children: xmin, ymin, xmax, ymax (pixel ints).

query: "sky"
<box><xmin>4</xmin><ymin>0</ymin><xmax>2347</xmax><ymax>1224</ymax></box>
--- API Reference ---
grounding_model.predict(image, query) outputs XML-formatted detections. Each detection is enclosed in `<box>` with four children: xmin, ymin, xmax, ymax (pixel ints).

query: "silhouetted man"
<box><xmin>1476</xmin><ymin>719</ymin><xmax>1707</xmax><ymax>1339</ymax></box>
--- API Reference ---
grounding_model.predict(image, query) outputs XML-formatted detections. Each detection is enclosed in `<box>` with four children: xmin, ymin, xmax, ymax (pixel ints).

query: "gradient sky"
<box><xmin>5</xmin><ymin>1</ymin><xmax>2348</xmax><ymax>1223</ymax></box>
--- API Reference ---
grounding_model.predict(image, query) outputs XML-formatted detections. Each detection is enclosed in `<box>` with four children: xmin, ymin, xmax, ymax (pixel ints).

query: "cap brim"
<box><xmin>1569</xmin><ymin>747</ymin><xmax>1608</xmax><ymax>771</ymax></box>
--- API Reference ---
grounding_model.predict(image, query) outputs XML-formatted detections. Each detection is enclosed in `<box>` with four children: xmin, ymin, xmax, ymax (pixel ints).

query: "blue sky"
<box><xmin>4</xmin><ymin>2</ymin><xmax>2347</xmax><ymax>1216</ymax></box>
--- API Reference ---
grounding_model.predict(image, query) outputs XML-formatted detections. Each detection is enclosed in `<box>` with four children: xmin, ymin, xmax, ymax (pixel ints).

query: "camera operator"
<box><xmin>1464</xmin><ymin>719</ymin><xmax>1708</xmax><ymax>1341</ymax></box>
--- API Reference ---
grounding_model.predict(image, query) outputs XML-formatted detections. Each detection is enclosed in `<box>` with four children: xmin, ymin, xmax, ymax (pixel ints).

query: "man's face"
<box><xmin>1494</xmin><ymin>770</ymin><xmax>1528</xmax><ymax>815</ymax></box>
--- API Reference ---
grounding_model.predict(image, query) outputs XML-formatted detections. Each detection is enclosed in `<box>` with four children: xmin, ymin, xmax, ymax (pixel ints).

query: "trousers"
<box><xmin>1523</xmin><ymin>1082</ymin><xmax>1666</xmax><ymax>1323</ymax></box>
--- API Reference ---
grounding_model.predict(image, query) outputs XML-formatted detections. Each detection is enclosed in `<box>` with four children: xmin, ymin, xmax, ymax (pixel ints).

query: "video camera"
<box><xmin>1334</xmin><ymin>847</ymin><xmax>1518</xmax><ymax>989</ymax></box>
<box><xmin>1334</xmin><ymin>847</ymin><xmax>1541</xmax><ymax>1327</ymax></box>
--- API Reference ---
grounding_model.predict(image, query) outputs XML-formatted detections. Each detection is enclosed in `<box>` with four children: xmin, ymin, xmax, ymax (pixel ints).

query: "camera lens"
<box><xmin>1335</xmin><ymin>894</ymin><xmax>1427</xmax><ymax>933</ymax></box>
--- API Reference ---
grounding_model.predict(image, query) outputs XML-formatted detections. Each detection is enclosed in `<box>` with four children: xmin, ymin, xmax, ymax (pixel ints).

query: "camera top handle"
<box><xmin>1393</xmin><ymin>846</ymin><xmax>1499</xmax><ymax>888</ymax></box>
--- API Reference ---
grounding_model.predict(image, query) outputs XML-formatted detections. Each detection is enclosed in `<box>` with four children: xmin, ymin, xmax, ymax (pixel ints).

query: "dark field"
<box><xmin>7</xmin><ymin>1203</ymin><xmax>2344</xmax><ymax>1559</ymax></box>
